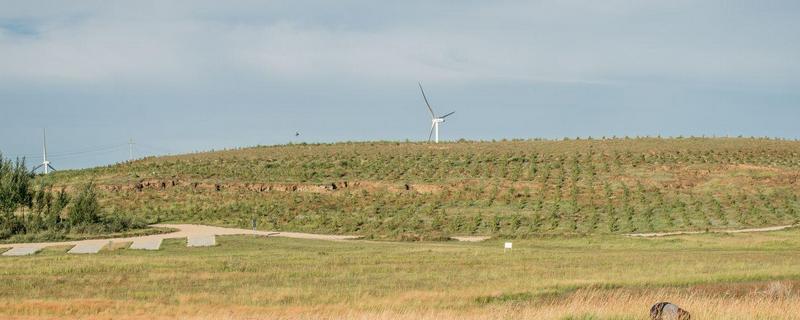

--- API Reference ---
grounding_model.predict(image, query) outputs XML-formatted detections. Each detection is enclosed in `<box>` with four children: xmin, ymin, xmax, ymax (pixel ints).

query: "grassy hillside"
<box><xmin>44</xmin><ymin>138</ymin><xmax>800</xmax><ymax>239</ymax></box>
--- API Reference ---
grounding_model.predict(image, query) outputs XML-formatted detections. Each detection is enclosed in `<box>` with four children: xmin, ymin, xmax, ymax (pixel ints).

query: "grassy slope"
<box><xmin>1</xmin><ymin>230</ymin><xmax>799</xmax><ymax>319</ymax></box>
<box><xmin>44</xmin><ymin>138</ymin><xmax>800</xmax><ymax>239</ymax></box>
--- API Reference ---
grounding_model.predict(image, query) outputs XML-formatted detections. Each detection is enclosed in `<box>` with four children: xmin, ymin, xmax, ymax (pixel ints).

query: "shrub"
<box><xmin>68</xmin><ymin>183</ymin><xmax>101</xmax><ymax>226</ymax></box>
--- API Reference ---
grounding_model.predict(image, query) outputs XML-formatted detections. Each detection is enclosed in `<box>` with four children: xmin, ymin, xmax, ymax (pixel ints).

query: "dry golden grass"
<box><xmin>3</xmin><ymin>283</ymin><xmax>800</xmax><ymax>319</ymax></box>
<box><xmin>2</xmin><ymin>230</ymin><xmax>800</xmax><ymax>319</ymax></box>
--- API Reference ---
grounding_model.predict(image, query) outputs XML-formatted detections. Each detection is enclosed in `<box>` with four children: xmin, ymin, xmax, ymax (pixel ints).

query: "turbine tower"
<box><xmin>418</xmin><ymin>83</ymin><xmax>455</xmax><ymax>143</ymax></box>
<box><xmin>32</xmin><ymin>129</ymin><xmax>56</xmax><ymax>174</ymax></box>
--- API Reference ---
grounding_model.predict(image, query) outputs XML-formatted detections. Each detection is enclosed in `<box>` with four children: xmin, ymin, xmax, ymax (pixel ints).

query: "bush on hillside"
<box><xmin>68</xmin><ymin>183</ymin><xmax>100</xmax><ymax>226</ymax></box>
<box><xmin>0</xmin><ymin>153</ymin><xmax>146</xmax><ymax>241</ymax></box>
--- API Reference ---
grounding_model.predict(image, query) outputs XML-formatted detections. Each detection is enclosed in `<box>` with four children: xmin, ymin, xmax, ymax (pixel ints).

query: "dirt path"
<box><xmin>4</xmin><ymin>223</ymin><xmax>791</xmax><ymax>253</ymax></box>
<box><xmin>450</xmin><ymin>236</ymin><xmax>492</xmax><ymax>242</ymax></box>
<box><xmin>625</xmin><ymin>224</ymin><xmax>797</xmax><ymax>238</ymax></box>
<box><xmin>0</xmin><ymin>224</ymin><xmax>361</xmax><ymax>251</ymax></box>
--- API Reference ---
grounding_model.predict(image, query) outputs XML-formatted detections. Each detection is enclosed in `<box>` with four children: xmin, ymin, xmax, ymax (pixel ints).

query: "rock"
<box><xmin>650</xmin><ymin>302</ymin><xmax>691</xmax><ymax>320</ymax></box>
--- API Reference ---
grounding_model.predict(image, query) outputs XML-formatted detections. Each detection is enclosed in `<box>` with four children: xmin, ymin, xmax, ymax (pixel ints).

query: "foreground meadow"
<box><xmin>2</xmin><ymin>229</ymin><xmax>799</xmax><ymax>319</ymax></box>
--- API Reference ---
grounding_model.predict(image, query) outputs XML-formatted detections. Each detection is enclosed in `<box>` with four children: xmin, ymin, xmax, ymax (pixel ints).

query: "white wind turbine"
<box><xmin>418</xmin><ymin>83</ymin><xmax>455</xmax><ymax>143</ymax></box>
<box><xmin>32</xmin><ymin>128</ymin><xmax>56</xmax><ymax>174</ymax></box>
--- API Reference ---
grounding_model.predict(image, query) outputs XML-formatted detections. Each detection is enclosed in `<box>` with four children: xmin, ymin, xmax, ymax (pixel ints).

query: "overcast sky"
<box><xmin>1</xmin><ymin>0</ymin><xmax>799</xmax><ymax>169</ymax></box>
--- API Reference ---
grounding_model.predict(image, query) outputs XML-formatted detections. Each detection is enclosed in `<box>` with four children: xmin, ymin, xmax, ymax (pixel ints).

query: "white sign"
<box><xmin>504</xmin><ymin>242</ymin><xmax>513</xmax><ymax>249</ymax></box>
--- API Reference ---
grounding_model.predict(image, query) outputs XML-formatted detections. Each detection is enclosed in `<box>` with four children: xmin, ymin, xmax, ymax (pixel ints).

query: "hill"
<box><xmin>44</xmin><ymin>137</ymin><xmax>800</xmax><ymax>240</ymax></box>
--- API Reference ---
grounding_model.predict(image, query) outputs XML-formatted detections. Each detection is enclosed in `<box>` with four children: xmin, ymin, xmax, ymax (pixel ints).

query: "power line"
<box><xmin>5</xmin><ymin>142</ymin><xmax>127</xmax><ymax>159</ymax></box>
<box><xmin>3</xmin><ymin>141</ymin><xmax>174</xmax><ymax>161</ymax></box>
<box><xmin>46</xmin><ymin>145</ymin><xmax>128</xmax><ymax>160</ymax></box>
<box><xmin>1</xmin><ymin>132</ymin><xmax>183</xmax><ymax>172</ymax></box>
<box><xmin>46</xmin><ymin>144</ymin><xmax>128</xmax><ymax>159</ymax></box>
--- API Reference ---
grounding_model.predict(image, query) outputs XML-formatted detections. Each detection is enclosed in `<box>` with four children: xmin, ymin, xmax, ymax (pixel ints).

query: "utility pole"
<box><xmin>129</xmin><ymin>138</ymin><xmax>134</xmax><ymax>161</ymax></box>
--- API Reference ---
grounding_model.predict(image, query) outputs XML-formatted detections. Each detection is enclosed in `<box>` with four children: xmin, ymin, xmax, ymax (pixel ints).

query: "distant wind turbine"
<box><xmin>418</xmin><ymin>83</ymin><xmax>455</xmax><ymax>143</ymax></box>
<box><xmin>31</xmin><ymin>129</ymin><xmax>56</xmax><ymax>174</ymax></box>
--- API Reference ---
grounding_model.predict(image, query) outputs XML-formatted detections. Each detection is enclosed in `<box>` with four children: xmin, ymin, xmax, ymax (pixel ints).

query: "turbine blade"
<box><xmin>418</xmin><ymin>83</ymin><xmax>435</xmax><ymax>118</ymax></box>
<box><xmin>440</xmin><ymin>111</ymin><xmax>455</xmax><ymax>118</ymax></box>
<box><xmin>428</xmin><ymin>122</ymin><xmax>435</xmax><ymax>142</ymax></box>
<box><xmin>47</xmin><ymin>164</ymin><xmax>56</xmax><ymax>171</ymax></box>
<box><xmin>31</xmin><ymin>164</ymin><xmax>43</xmax><ymax>172</ymax></box>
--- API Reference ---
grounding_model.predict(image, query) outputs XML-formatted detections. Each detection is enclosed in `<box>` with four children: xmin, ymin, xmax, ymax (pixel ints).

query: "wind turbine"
<box><xmin>32</xmin><ymin>129</ymin><xmax>56</xmax><ymax>174</ymax></box>
<box><xmin>418</xmin><ymin>83</ymin><xmax>455</xmax><ymax>143</ymax></box>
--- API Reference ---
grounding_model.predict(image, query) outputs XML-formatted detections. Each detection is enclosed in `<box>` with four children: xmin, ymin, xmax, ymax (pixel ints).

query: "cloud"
<box><xmin>0</xmin><ymin>1</ymin><xmax>798</xmax><ymax>88</ymax></box>
<box><xmin>2</xmin><ymin>1</ymin><xmax>800</xmax><ymax>169</ymax></box>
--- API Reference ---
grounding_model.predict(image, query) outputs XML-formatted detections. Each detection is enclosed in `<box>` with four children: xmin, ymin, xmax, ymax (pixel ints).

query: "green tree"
<box><xmin>68</xmin><ymin>183</ymin><xmax>101</xmax><ymax>225</ymax></box>
<box><xmin>0</xmin><ymin>154</ymin><xmax>32</xmax><ymax>217</ymax></box>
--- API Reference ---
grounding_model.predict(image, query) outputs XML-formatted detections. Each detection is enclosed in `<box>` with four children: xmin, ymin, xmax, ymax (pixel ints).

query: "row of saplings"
<box><xmin>0</xmin><ymin>154</ymin><xmax>145</xmax><ymax>241</ymax></box>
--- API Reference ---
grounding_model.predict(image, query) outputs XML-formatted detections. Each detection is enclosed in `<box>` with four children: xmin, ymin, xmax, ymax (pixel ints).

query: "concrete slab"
<box><xmin>187</xmin><ymin>235</ymin><xmax>216</xmax><ymax>247</ymax></box>
<box><xmin>0</xmin><ymin>223</ymin><xmax>362</xmax><ymax>258</ymax></box>
<box><xmin>2</xmin><ymin>246</ymin><xmax>43</xmax><ymax>256</ymax></box>
<box><xmin>68</xmin><ymin>242</ymin><xmax>107</xmax><ymax>254</ymax></box>
<box><xmin>130</xmin><ymin>238</ymin><xmax>162</xmax><ymax>250</ymax></box>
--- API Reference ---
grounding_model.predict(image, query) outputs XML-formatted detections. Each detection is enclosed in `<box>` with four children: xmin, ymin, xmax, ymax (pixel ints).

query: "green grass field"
<box><xmin>2</xmin><ymin>229</ymin><xmax>800</xmax><ymax>319</ymax></box>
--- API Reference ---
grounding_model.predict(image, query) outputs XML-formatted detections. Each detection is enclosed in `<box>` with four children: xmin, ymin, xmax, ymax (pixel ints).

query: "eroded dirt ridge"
<box><xmin>66</xmin><ymin>163</ymin><xmax>800</xmax><ymax>196</ymax></box>
<box><xmin>90</xmin><ymin>179</ymin><xmax>445</xmax><ymax>194</ymax></box>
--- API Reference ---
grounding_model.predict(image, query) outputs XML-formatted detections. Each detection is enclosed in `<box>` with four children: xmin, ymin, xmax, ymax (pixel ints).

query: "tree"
<box><xmin>0</xmin><ymin>154</ymin><xmax>32</xmax><ymax>217</ymax></box>
<box><xmin>68</xmin><ymin>183</ymin><xmax>100</xmax><ymax>225</ymax></box>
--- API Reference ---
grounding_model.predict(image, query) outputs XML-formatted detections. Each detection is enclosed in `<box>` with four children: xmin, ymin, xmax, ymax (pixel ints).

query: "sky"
<box><xmin>1</xmin><ymin>0</ymin><xmax>799</xmax><ymax>169</ymax></box>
